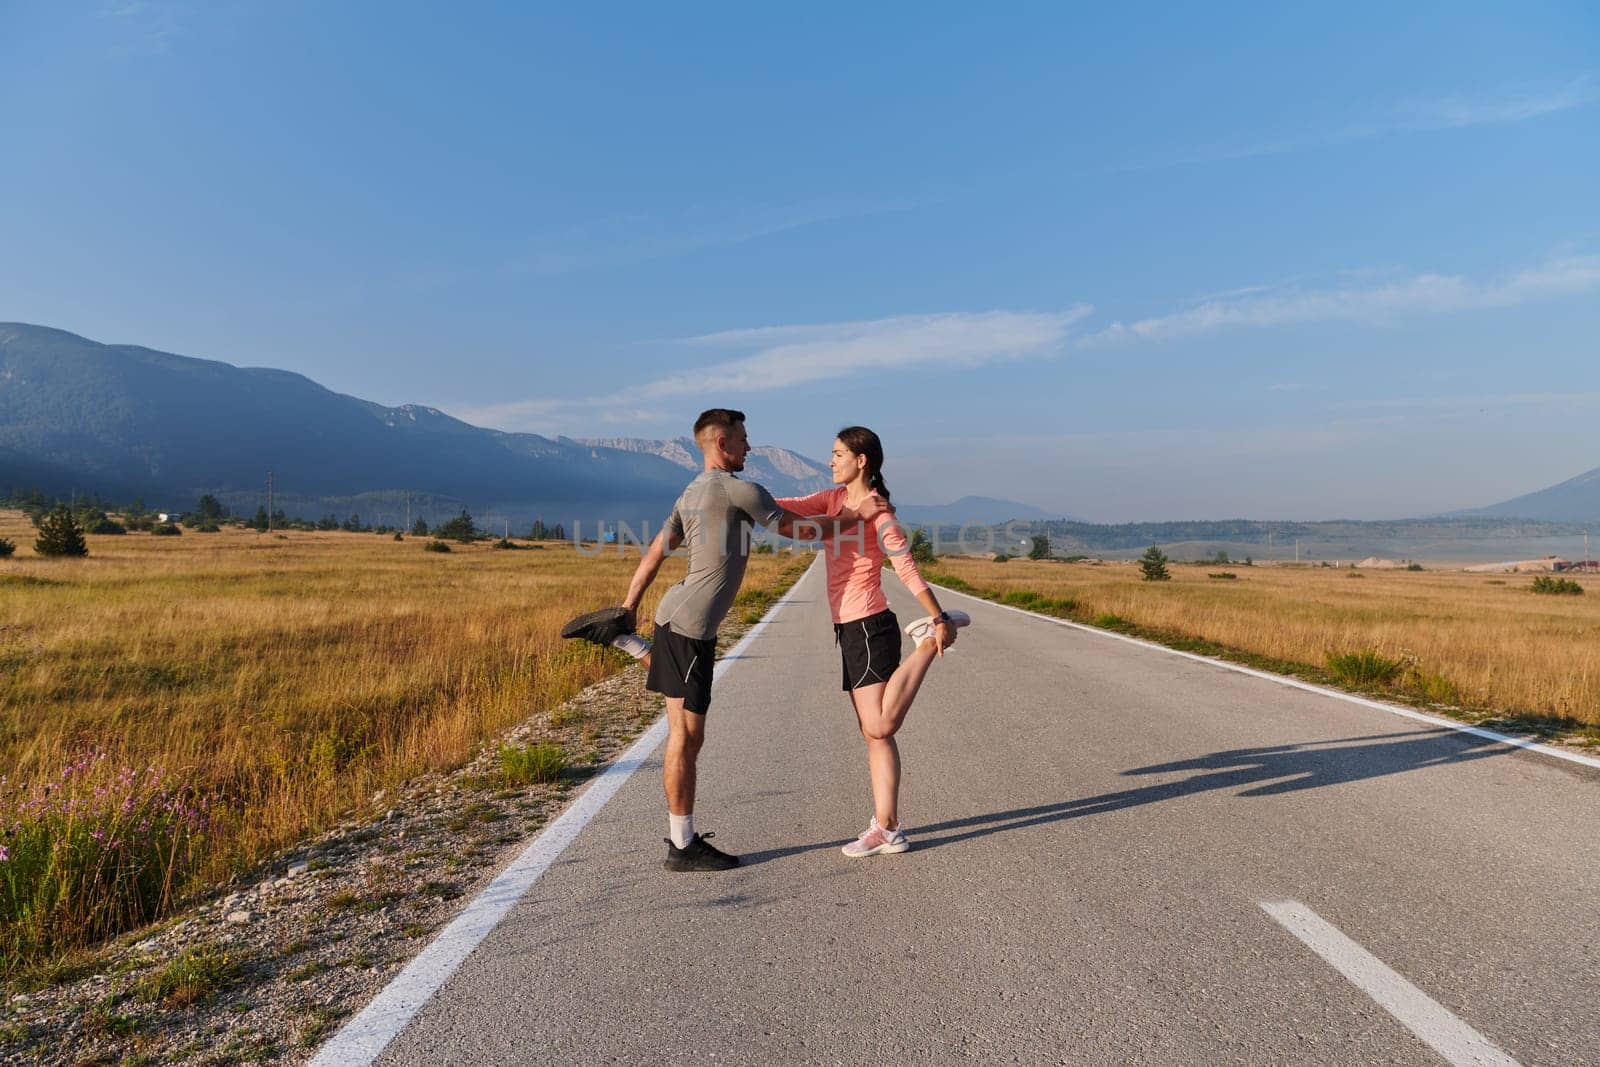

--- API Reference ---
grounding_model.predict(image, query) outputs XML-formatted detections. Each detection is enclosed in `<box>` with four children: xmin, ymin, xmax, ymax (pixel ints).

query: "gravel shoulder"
<box><xmin>0</xmin><ymin>605</ymin><xmax>775</xmax><ymax>1067</ymax></box>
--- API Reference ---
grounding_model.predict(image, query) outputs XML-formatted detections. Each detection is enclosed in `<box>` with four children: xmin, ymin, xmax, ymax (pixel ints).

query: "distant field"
<box><xmin>929</xmin><ymin>557</ymin><xmax>1600</xmax><ymax>732</ymax></box>
<box><xmin>0</xmin><ymin>512</ymin><xmax>799</xmax><ymax>881</ymax></box>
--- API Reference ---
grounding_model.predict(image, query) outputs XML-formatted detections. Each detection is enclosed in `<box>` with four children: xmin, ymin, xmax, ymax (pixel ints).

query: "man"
<box><xmin>593</xmin><ymin>408</ymin><xmax>875</xmax><ymax>871</ymax></box>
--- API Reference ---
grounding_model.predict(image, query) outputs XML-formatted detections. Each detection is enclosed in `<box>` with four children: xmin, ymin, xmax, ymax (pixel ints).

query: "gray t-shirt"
<box><xmin>653</xmin><ymin>468</ymin><xmax>785</xmax><ymax>640</ymax></box>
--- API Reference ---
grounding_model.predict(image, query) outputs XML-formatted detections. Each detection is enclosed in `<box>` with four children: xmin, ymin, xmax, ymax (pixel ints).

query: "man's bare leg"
<box><xmin>663</xmin><ymin>696</ymin><xmax>705</xmax><ymax>817</ymax></box>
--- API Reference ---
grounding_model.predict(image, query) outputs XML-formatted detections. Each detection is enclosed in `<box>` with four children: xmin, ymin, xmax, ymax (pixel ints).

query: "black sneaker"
<box><xmin>561</xmin><ymin>606</ymin><xmax>633</xmax><ymax>646</ymax></box>
<box><xmin>663</xmin><ymin>832</ymin><xmax>740</xmax><ymax>872</ymax></box>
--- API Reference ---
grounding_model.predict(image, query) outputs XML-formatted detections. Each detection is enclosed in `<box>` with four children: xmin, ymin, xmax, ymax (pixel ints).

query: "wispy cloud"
<box><xmin>445</xmin><ymin>308</ymin><xmax>1088</xmax><ymax>433</ymax></box>
<box><xmin>1085</xmin><ymin>255</ymin><xmax>1600</xmax><ymax>345</ymax></box>
<box><xmin>1134</xmin><ymin>75</ymin><xmax>1598</xmax><ymax>170</ymax></box>
<box><xmin>100</xmin><ymin>0</ymin><xmax>181</xmax><ymax>56</ymax></box>
<box><xmin>628</xmin><ymin>308</ymin><xmax>1090</xmax><ymax>401</ymax></box>
<box><xmin>453</xmin><ymin>253</ymin><xmax>1599</xmax><ymax>435</ymax></box>
<box><xmin>1399</xmin><ymin>76</ymin><xmax>1600</xmax><ymax>129</ymax></box>
<box><xmin>507</xmin><ymin>196</ymin><xmax>934</xmax><ymax>277</ymax></box>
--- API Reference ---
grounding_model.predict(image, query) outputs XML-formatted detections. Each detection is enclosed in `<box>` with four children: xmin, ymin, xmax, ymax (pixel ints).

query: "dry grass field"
<box><xmin>0</xmin><ymin>510</ymin><xmax>805</xmax><ymax>967</ymax></box>
<box><xmin>929</xmin><ymin>556</ymin><xmax>1600</xmax><ymax>733</ymax></box>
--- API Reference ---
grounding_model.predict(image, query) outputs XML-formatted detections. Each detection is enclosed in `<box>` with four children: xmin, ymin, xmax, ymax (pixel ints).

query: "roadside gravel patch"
<box><xmin>0</xmin><ymin>617</ymin><xmax>758</xmax><ymax>1066</ymax></box>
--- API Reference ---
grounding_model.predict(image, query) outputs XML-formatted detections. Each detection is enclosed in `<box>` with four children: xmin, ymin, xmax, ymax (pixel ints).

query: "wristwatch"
<box><xmin>935</xmin><ymin>611</ymin><xmax>953</xmax><ymax>624</ymax></box>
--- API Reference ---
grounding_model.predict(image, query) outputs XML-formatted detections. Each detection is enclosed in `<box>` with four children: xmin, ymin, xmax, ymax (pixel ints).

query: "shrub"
<box><xmin>754</xmin><ymin>542</ymin><xmax>775</xmax><ymax>554</ymax></box>
<box><xmin>149</xmin><ymin>523</ymin><xmax>182</xmax><ymax>537</ymax></box>
<box><xmin>1406</xmin><ymin>563</ymin><xmax>1424</xmax><ymax>572</ymax></box>
<box><xmin>137</xmin><ymin>943</ymin><xmax>239</xmax><ymax>1007</ymax></box>
<box><xmin>0</xmin><ymin>753</ymin><xmax>213</xmax><ymax>974</ymax></box>
<box><xmin>491</xmin><ymin>538</ymin><xmax>522</xmax><ymax>550</ymax></box>
<box><xmin>1325</xmin><ymin>649</ymin><xmax>1404</xmax><ymax>686</ymax></box>
<box><xmin>412</xmin><ymin>518</ymin><xmax>429</xmax><ymax>537</ymax></box>
<box><xmin>1029</xmin><ymin>534</ymin><xmax>1051</xmax><ymax>561</ymax></box>
<box><xmin>435</xmin><ymin>509</ymin><xmax>478</xmax><ymax>543</ymax></box>
<box><xmin>33</xmin><ymin>505</ymin><xmax>88</xmax><ymax>557</ymax></box>
<box><xmin>392</xmin><ymin>532</ymin><xmax>404</xmax><ymax>542</ymax></box>
<box><xmin>1408</xmin><ymin>669</ymin><xmax>1460</xmax><ymax>706</ymax></box>
<box><xmin>1531</xmin><ymin>576</ymin><xmax>1583</xmax><ymax>595</ymax></box>
<box><xmin>1002</xmin><ymin>589</ymin><xmax>1040</xmax><ymax>607</ymax></box>
<box><xmin>191</xmin><ymin>522</ymin><xmax>221</xmax><ymax>534</ymax></box>
<box><xmin>0</xmin><ymin>537</ymin><xmax>14</xmax><ymax>558</ymax></box>
<box><xmin>424</xmin><ymin>540</ymin><xmax>452</xmax><ymax>553</ymax></box>
<box><xmin>1094</xmin><ymin>612</ymin><xmax>1131</xmax><ymax>629</ymax></box>
<box><xmin>992</xmin><ymin>554</ymin><xmax>1009</xmax><ymax>563</ymax></box>
<box><xmin>1139</xmin><ymin>545</ymin><xmax>1170</xmax><ymax>582</ymax></box>
<box><xmin>500</xmin><ymin>743</ymin><xmax>567</xmax><ymax>786</ymax></box>
<box><xmin>83</xmin><ymin>514</ymin><xmax>126</xmax><ymax>535</ymax></box>
<box><xmin>1207</xmin><ymin>571</ymin><xmax>1237</xmax><ymax>580</ymax></box>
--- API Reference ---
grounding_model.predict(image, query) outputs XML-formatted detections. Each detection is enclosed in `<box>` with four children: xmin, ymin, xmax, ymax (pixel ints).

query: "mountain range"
<box><xmin>0</xmin><ymin>324</ymin><xmax>1048</xmax><ymax>527</ymax></box>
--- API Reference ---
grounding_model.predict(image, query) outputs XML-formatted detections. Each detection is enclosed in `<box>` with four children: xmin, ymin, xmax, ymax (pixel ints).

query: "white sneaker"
<box><xmin>841</xmin><ymin>816</ymin><xmax>909</xmax><ymax>858</ymax></box>
<box><xmin>904</xmin><ymin>610</ymin><xmax>971</xmax><ymax>646</ymax></box>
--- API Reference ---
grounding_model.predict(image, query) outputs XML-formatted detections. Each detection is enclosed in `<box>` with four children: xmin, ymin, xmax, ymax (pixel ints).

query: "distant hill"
<box><xmin>1449</xmin><ymin>465</ymin><xmax>1600</xmax><ymax>522</ymax></box>
<box><xmin>569</xmin><ymin>436</ymin><xmax>831</xmax><ymax>497</ymax></box>
<box><xmin>0</xmin><ymin>323</ymin><xmax>701</xmax><ymax>527</ymax></box>
<box><xmin>894</xmin><ymin>496</ymin><xmax>1066</xmax><ymax>526</ymax></box>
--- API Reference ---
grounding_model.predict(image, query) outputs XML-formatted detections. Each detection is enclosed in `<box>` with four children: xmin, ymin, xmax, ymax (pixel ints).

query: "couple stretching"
<box><xmin>563</xmin><ymin>408</ymin><xmax>969</xmax><ymax>871</ymax></box>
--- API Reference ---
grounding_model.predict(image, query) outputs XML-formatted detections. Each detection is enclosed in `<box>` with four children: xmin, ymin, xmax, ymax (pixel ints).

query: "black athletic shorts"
<box><xmin>646</xmin><ymin>621</ymin><xmax>717</xmax><ymax>715</ymax></box>
<box><xmin>834</xmin><ymin>609</ymin><xmax>901</xmax><ymax>692</ymax></box>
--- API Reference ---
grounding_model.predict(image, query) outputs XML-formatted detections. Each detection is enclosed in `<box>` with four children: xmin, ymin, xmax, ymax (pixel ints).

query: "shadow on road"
<box><xmin>911</xmin><ymin>727</ymin><xmax>1511</xmax><ymax>851</ymax></box>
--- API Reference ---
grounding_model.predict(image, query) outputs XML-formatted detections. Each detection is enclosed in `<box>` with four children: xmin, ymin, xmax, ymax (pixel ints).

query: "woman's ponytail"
<box><xmin>868</xmin><ymin>470</ymin><xmax>892</xmax><ymax>507</ymax></box>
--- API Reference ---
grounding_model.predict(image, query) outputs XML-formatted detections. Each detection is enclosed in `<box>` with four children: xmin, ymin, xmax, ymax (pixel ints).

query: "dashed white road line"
<box><xmin>932</xmin><ymin>581</ymin><xmax>1600</xmax><ymax>774</ymax></box>
<box><xmin>309</xmin><ymin>558</ymin><xmax>820</xmax><ymax>1066</ymax></box>
<box><xmin>1260</xmin><ymin>899</ymin><xmax>1520</xmax><ymax>1067</ymax></box>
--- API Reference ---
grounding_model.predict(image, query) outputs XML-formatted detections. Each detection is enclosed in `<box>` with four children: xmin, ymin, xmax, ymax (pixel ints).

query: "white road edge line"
<box><xmin>933</xmin><ymin>581</ymin><xmax>1600</xmax><ymax>773</ymax></box>
<box><xmin>309</xmin><ymin>556</ymin><xmax>821</xmax><ymax>1067</ymax></box>
<box><xmin>1260</xmin><ymin>899</ymin><xmax>1520</xmax><ymax>1066</ymax></box>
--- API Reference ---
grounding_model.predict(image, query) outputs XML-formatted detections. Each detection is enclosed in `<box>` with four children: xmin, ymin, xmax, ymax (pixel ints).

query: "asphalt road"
<box><xmin>364</xmin><ymin>561</ymin><xmax>1600</xmax><ymax>1065</ymax></box>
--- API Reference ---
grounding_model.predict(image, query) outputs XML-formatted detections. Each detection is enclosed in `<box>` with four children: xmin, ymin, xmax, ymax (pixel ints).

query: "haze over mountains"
<box><xmin>0</xmin><ymin>324</ymin><xmax>1048</xmax><ymax>527</ymax></box>
<box><xmin>3</xmin><ymin>323</ymin><xmax>1599</xmax><ymax>529</ymax></box>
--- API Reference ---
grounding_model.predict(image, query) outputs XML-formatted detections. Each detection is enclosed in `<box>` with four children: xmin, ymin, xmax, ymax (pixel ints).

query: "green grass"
<box><xmin>499</xmin><ymin>742</ymin><xmax>567</xmax><ymax>786</ymax></box>
<box><xmin>1324</xmin><ymin>649</ymin><xmax>1405</xmax><ymax>687</ymax></box>
<box><xmin>286</xmin><ymin>960</ymin><xmax>330</xmax><ymax>982</ymax></box>
<box><xmin>135</xmin><ymin>943</ymin><xmax>240</xmax><ymax>1007</ymax></box>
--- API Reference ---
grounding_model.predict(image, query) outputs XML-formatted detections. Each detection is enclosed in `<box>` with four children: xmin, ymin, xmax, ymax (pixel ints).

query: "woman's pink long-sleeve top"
<box><xmin>776</xmin><ymin>487</ymin><xmax>930</xmax><ymax>625</ymax></box>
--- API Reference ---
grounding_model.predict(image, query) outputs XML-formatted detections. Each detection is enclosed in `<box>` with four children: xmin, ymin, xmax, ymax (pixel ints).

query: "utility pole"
<box><xmin>1295</xmin><ymin>538</ymin><xmax>1300</xmax><ymax>563</ymax></box>
<box><xmin>266</xmin><ymin>471</ymin><xmax>274</xmax><ymax>532</ymax></box>
<box><xmin>406</xmin><ymin>491</ymin><xmax>411</xmax><ymax>532</ymax></box>
<box><xmin>1268</xmin><ymin>531</ymin><xmax>1273</xmax><ymax>561</ymax></box>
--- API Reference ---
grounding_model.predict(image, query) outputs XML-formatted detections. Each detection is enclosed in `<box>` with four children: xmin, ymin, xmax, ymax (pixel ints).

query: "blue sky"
<box><xmin>3</xmin><ymin>2</ymin><xmax>1598</xmax><ymax>520</ymax></box>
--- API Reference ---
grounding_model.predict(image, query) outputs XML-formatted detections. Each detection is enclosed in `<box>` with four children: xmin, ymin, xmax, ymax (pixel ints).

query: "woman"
<box><xmin>778</xmin><ymin>426</ymin><xmax>970</xmax><ymax>858</ymax></box>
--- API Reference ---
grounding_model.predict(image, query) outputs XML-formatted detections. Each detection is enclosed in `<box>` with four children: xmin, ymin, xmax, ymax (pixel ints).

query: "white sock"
<box><xmin>610</xmin><ymin>633</ymin><xmax>651</xmax><ymax>660</ymax></box>
<box><xmin>669</xmin><ymin>813</ymin><xmax>694</xmax><ymax>848</ymax></box>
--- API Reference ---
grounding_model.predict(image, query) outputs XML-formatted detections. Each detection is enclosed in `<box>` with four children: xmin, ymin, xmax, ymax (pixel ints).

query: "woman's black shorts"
<box><xmin>834</xmin><ymin>609</ymin><xmax>901</xmax><ymax>691</ymax></box>
<box><xmin>646</xmin><ymin>622</ymin><xmax>717</xmax><ymax>715</ymax></box>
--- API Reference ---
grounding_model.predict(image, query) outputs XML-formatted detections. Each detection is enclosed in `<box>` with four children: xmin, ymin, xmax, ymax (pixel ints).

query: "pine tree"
<box><xmin>1030</xmin><ymin>533</ymin><xmax>1051</xmax><ymax>560</ymax></box>
<box><xmin>35</xmin><ymin>504</ymin><xmax>89</xmax><ymax>557</ymax></box>
<box><xmin>436</xmin><ymin>509</ymin><xmax>477</xmax><ymax>542</ymax></box>
<box><xmin>252</xmin><ymin>506</ymin><xmax>270</xmax><ymax>531</ymax></box>
<box><xmin>1139</xmin><ymin>544</ymin><xmax>1170</xmax><ymax>582</ymax></box>
<box><xmin>412</xmin><ymin>517</ymin><xmax>429</xmax><ymax>536</ymax></box>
